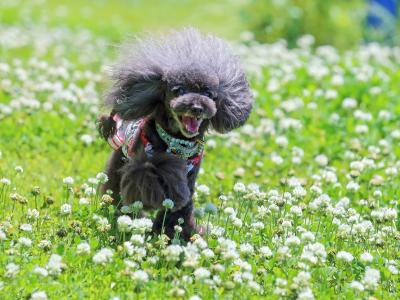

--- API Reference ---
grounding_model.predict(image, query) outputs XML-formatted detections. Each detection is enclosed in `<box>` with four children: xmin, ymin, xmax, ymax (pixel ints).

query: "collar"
<box><xmin>108</xmin><ymin>115</ymin><xmax>204</xmax><ymax>172</ymax></box>
<box><xmin>155</xmin><ymin>122</ymin><xmax>204</xmax><ymax>159</ymax></box>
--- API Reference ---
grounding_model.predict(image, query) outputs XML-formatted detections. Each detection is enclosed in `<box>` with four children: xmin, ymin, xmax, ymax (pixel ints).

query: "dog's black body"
<box><xmin>98</xmin><ymin>28</ymin><xmax>253</xmax><ymax>240</ymax></box>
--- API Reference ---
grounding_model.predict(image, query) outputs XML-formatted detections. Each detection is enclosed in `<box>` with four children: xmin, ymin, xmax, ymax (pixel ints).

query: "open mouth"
<box><xmin>179</xmin><ymin>115</ymin><xmax>203</xmax><ymax>134</ymax></box>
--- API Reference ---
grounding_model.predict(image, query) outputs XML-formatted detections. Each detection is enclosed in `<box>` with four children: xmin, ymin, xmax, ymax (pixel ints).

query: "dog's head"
<box><xmin>104</xmin><ymin>28</ymin><xmax>253</xmax><ymax>139</ymax></box>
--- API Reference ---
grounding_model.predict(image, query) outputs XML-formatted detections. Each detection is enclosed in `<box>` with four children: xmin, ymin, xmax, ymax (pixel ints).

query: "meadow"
<box><xmin>1</xmin><ymin>1</ymin><xmax>400</xmax><ymax>299</ymax></box>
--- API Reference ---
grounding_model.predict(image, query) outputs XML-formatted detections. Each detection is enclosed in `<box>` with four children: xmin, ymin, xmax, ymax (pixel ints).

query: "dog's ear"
<box><xmin>105</xmin><ymin>71</ymin><xmax>165</xmax><ymax>120</ymax></box>
<box><xmin>211</xmin><ymin>74</ymin><xmax>253</xmax><ymax>133</ymax></box>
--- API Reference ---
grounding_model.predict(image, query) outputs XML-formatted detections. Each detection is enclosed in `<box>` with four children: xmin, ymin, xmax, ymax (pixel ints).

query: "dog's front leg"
<box><xmin>120</xmin><ymin>153</ymin><xmax>190</xmax><ymax>210</ymax></box>
<box><xmin>152</xmin><ymin>164</ymin><xmax>201</xmax><ymax>241</ymax></box>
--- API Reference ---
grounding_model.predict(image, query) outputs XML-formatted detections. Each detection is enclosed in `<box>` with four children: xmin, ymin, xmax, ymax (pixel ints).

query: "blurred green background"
<box><xmin>1</xmin><ymin>0</ymin><xmax>398</xmax><ymax>49</ymax></box>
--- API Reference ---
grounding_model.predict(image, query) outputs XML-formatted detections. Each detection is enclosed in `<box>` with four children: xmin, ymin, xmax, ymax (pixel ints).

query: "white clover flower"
<box><xmin>301</xmin><ymin>231</ymin><xmax>315</xmax><ymax>242</ymax></box>
<box><xmin>285</xmin><ymin>236</ymin><xmax>301</xmax><ymax>247</ymax></box>
<box><xmin>0</xmin><ymin>178</ymin><xmax>11</xmax><ymax>185</ymax></box>
<box><xmin>297</xmin><ymin>287</ymin><xmax>314</xmax><ymax>300</ymax></box>
<box><xmin>224</xmin><ymin>207</ymin><xmax>236</xmax><ymax>216</ymax></box>
<box><xmin>126</xmin><ymin>244</ymin><xmax>146</xmax><ymax>260</ymax></box>
<box><xmin>76</xmin><ymin>242</ymin><xmax>91</xmax><ymax>255</ymax></box>
<box><xmin>277</xmin><ymin>246</ymin><xmax>291</xmax><ymax>260</ymax></box>
<box><xmin>346</xmin><ymin>181</ymin><xmax>360</xmax><ymax>192</ymax></box>
<box><xmin>124</xmin><ymin>259</ymin><xmax>138</xmax><ymax>270</ymax></box>
<box><xmin>314</xmin><ymin>154</ymin><xmax>328</xmax><ymax>167</ymax></box>
<box><xmin>271</xmin><ymin>153</ymin><xmax>283</xmax><ymax>165</ymax></box>
<box><xmin>174</xmin><ymin>225</ymin><xmax>182</xmax><ymax>233</ymax></box>
<box><xmin>79</xmin><ymin>197</ymin><xmax>90</xmax><ymax>205</ymax></box>
<box><xmin>274</xmin><ymin>278</ymin><xmax>288</xmax><ymax>296</ymax></box>
<box><xmin>162</xmin><ymin>245</ymin><xmax>183</xmax><ymax>262</ymax></box>
<box><xmin>63</xmin><ymin>176</ymin><xmax>74</xmax><ymax>185</ymax></box>
<box><xmin>259</xmin><ymin>246</ymin><xmax>273</xmax><ymax>258</ymax></box>
<box><xmin>275</xmin><ymin>135</ymin><xmax>288</xmax><ymax>147</ymax></box>
<box><xmin>123</xmin><ymin>241</ymin><xmax>134</xmax><ymax>256</ymax></box>
<box><xmin>349</xmin><ymin>280</ymin><xmax>364</xmax><ymax>292</ymax></box>
<box><xmin>292</xmin><ymin>271</ymin><xmax>311</xmax><ymax>290</ymax></box>
<box><xmin>201</xmin><ymin>248</ymin><xmax>214</xmax><ymax>258</ymax></box>
<box><xmin>5</xmin><ymin>263</ymin><xmax>19</xmax><ymax>278</ymax></box>
<box><xmin>196</xmin><ymin>184</ymin><xmax>210</xmax><ymax>195</ymax></box>
<box><xmin>193</xmin><ymin>238</ymin><xmax>208</xmax><ymax>250</ymax></box>
<box><xmin>233</xmin><ymin>182</ymin><xmax>246</xmax><ymax>193</ymax></box>
<box><xmin>27</xmin><ymin>208</ymin><xmax>39</xmax><ymax>220</ymax></box>
<box><xmin>96</xmin><ymin>172</ymin><xmax>108</xmax><ymax>184</ymax></box>
<box><xmin>217</xmin><ymin>237</ymin><xmax>239</xmax><ymax>260</ymax></box>
<box><xmin>38</xmin><ymin>240</ymin><xmax>52</xmax><ymax>250</ymax></box>
<box><xmin>0</xmin><ymin>230</ymin><xmax>6</xmax><ymax>240</ymax></box>
<box><xmin>206</xmin><ymin>139</ymin><xmax>216</xmax><ymax>148</ymax></box>
<box><xmin>117</xmin><ymin>215</ymin><xmax>133</xmax><ymax>233</ymax></box>
<box><xmin>233</xmin><ymin>167</ymin><xmax>245</xmax><ymax>177</ymax></box>
<box><xmin>289</xmin><ymin>206</ymin><xmax>302</xmax><ymax>217</ymax></box>
<box><xmin>232</xmin><ymin>218</ymin><xmax>243</xmax><ymax>228</ymax></box>
<box><xmin>248</xmin><ymin>280</ymin><xmax>261</xmax><ymax>292</ymax></box>
<box><xmin>310</xmin><ymin>185</ymin><xmax>322</xmax><ymax>195</ymax></box>
<box><xmin>130</xmin><ymin>234</ymin><xmax>144</xmax><ymax>245</ymax></box>
<box><xmin>32</xmin><ymin>266</ymin><xmax>48</xmax><ymax>277</ymax></box>
<box><xmin>80</xmin><ymin>134</ymin><xmax>94</xmax><ymax>145</ymax></box>
<box><xmin>88</xmin><ymin>177</ymin><xmax>99</xmax><ymax>185</ymax></box>
<box><xmin>336</xmin><ymin>251</ymin><xmax>354</xmax><ymax>263</ymax></box>
<box><xmin>162</xmin><ymin>198</ymin><xmax>174</xmax><ymax>209</ymax></box>
<box><xmin>15</xmin><ymin>166</ymin><xmax>24</xmax><ymax>173</ymax></box>
<box><xmin>18</xmin><ymin>237</ymin><xmax>32</xmax><ymax>248</ymax></box>
<box><xmin>46</xmin><ymin>254</ymin><xmax>64</xmax><ymax>276</ymax></box>
<box><xmin>362</xmin><ymin>267</ymin><xmax>380</xmax><ymax>290</ymax></box>
<box><xmin>235</xmin><ymin>258</ymin><xmax>252</xmax><ymax>271</ymax></box>
<box><xmin>355</xmin><ymin>124</ymin><xmax>368</xmax><ymax>134</ymax></box>
<box><xmin>342</xmin><ymin>97</ymin><xmax>357</xmax><ymax>109</ymax></box>
<box><xmin>60</xmin><ymin>203</ymin><xmax>72</xmax><ymax>215</ymax></box>
<box><xmin>301</xmin><ymin>243</ymin><xmax>326</xmax><ymax>265</ymax></box>
<box><xmin>194</xmin><ymin>267</ymin><xmax>210</xmax><ymax>280</ymax></box>
<box><xmin>371</xmin><ymin>207</ymin><xmax>397</xmax><ymax>222</ymax></box>
<box><xmin>281</xmin><ymin>220</ymin><xmax>292</xmax><ymax>228</ymax></box>
<box><xmin>120</xmin><ymin>205</ymin><xmax>132</xmax><ymax>214</ymax></box>
<box><xmin>189</xmin><ymin>295</ymin><xmax>202</xmax><ymax>300</ymax></box>
<box><xmin>132</xmin><ymin>269</ymin><xmax>149</xmax><ymax>283</ymax></box>
<box><xmin>388</xmin><ymin>265</ymin><xmax>398</xmax><ymax>275</ymax></box>
<box><xmin>378</xmin><ymin>110</ymin><xmax>391</xmax><ymax>120</ymax></box>
<box><xmin>251</xmin><ymin>221</ymin><xmax>265</xmax><ymax>230</ymax></box>
<box><xmin>293</xmin><ymin>186</ymin><xmax>306</xmax><ymax>198</ymax></box>
<box><xmin>30</xmin><ymin>291</ymin><xmax>48</xmax><ymax>300</ymax></box>
<box><xmin>131</xmin><ymin>218</ymin><xmax>153</xmax><ymax>234</ymax></box>
<box><xmin>239</xmin><ymin>243</ymin><xmax>254</xmax><ymax>255</ymax></box>
<box><xmin>20</xmin><ymin>223</ymin><xmax>33</xmax><ymax>232</ymax></box>
<box><xmin>84</xmin><ymin>187</ymin><xmax>96</xmax><ymax>196</ymax></box>
<box><xmin>359</xmin><ymin>252</ymin><xmax>373</xmax><ymax>263</ymax></box>
<box><xmin>93</xmin><ymin>248</ymin><xmax>114</xmax><ymax>265</ymax></box>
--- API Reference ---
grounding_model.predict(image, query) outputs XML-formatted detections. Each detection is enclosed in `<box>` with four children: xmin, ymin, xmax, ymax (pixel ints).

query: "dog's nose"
<box><xmin>191</xmin><ymin>106</ymin><xmax>203</xmax><ymax>115</ymax></box>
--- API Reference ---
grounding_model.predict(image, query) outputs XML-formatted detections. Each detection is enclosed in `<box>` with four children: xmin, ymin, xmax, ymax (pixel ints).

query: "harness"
<box><xmin>108</xmin><ymin>114</ymin><xmax>203</xmax><ymax>173</ymax></box>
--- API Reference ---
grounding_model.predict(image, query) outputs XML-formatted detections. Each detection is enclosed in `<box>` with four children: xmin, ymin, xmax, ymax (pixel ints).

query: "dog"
<box><xmin>98</xmin><ymin>28</ymin><xmax>253</xmax><ymax>240</ymax></box>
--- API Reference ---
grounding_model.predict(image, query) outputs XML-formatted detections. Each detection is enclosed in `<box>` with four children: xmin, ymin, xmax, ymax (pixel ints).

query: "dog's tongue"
<box><xmin>181</xmin><ymin>116</ymin><xmax>200</xmax><ymax>133</ymax></box>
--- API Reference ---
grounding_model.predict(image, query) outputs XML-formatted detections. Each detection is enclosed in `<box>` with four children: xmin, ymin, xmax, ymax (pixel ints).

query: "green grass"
<box><xmin>0</xmin><ymin>1</ymin><xmax>400</xmax><ymax>299</ymax></box>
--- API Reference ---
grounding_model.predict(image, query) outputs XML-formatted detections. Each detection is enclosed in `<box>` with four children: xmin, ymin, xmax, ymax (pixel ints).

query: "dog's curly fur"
<box><xmin>98</xmin><ymin>28</ymin><xmax>253</xmax><ymax>240</ymax></box>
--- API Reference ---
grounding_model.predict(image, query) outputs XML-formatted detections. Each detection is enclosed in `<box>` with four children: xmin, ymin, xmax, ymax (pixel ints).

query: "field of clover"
<box><xmin>1</xmin><ymin>4</ymin><xmax>400</xmax><ymax>300</ymax></box>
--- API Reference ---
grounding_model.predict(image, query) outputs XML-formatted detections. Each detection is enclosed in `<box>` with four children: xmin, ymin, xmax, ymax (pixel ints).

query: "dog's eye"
<box><xmin>171</xmin><ymin>86</ymin><xmax>185</xmax><ymax>96</ymax></box>
<box><xmin>202</xmin><ymin>90</ymin><xmax>215</xmax><ymax>99</ymax></box>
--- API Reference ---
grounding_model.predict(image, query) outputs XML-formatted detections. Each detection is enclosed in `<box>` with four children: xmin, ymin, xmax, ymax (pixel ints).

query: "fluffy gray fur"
<box><xmin>105</xmin><ymin>27</ymin><xmax>253</xmax><ymax>132</ymax></box>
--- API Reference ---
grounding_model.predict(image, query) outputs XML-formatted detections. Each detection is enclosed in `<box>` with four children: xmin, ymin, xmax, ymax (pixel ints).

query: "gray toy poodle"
<box><xmin>98</xmin><ymin>28</ymin><xmax>253</xmax><ymax>240</ymax></box>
